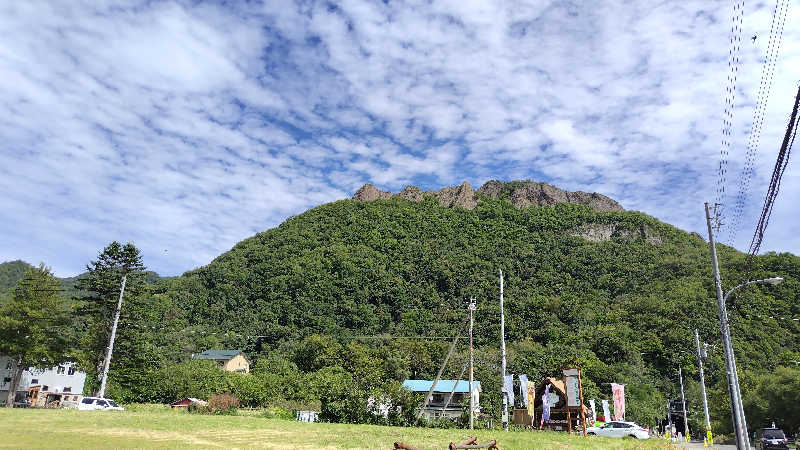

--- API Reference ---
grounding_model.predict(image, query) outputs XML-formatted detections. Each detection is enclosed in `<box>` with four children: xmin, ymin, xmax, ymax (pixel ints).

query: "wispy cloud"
<box><xmin>0</xmin><ymin>0</ymin><xmax>798</xmax><ymax>276</ymax></box>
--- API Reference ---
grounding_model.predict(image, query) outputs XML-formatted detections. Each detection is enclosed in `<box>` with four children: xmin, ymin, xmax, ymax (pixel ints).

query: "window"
<box><xmin>81</xmin><ymin>398</ymin><xmax>94</xmax><ymax>404</ymax></box>
<box><xmin>68</xmin><ymin>367</ymin><xmax>76</xmax><ymax>376</ymax></box>
<box><xmin>432</xmin><ymin>394</ymin><xmax>444</xmax><ymax>403</ymax></box>
<box><xmin>2</xmin><ymin>377</ymin><xmax>10</xmax><ymax>383</ymax></box>
<box><xmin>763</xmin><ymin>430</ymin><xmax>785</xmax><ymax>439</ymax></box>
<box><xmin>56</xmin><ymin>366</ymin><xmax>65</xmax><ymax>375</ymax></box>
<box><xmin>43</xmin><ymin>385</ymin><xmax>49</xmax><ymax>391</ymax></box>
<box><xmin>63</xmin><ymin>387</ymin><xmax>71</xmax><ymax>393</ymax></box>
<box><xmin>31</xmin><ymin>379</ymin><xmax>38</xmax><ymax>385</ymax></box>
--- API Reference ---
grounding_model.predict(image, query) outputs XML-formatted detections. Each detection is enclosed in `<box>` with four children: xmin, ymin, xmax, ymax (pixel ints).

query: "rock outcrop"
<box><xmin>397</xmin><ymin>185</ymin><xmax>424</xmax><ymax>203</ymax></box>
<box><xmin>432</xmin><ymin>182</ymin><xmax>478</xmax><ymax>209</ymax></box>
<box><xmin>352</xmin><ymin>184</ymin><xmax>393</xmax><ymax>202</ymax></box>
<box><xmin>351</xmin><ymin>179</ymin><xmax>624</xmax><ymax>212</ymax></box>
<box><xmin>570</xmin><ymin>223</ymin><xmax>662</xmax><ymax>244</ymax></box>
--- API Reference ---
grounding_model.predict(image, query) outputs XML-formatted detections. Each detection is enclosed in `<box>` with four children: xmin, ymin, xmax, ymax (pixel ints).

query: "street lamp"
<box><xmin>721</xmin><ymin>276</ymin><xmax>784</xmax><ymax>450</ymax></box>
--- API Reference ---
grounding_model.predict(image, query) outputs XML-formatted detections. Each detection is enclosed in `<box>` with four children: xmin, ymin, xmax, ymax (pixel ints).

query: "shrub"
<box><xmin>204</xmin><ymin>393</ymin><xmax>240</xmax><ymax>414</ymax></box>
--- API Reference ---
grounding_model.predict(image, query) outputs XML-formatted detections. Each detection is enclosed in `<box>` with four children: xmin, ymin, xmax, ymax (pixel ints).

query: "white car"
<box><xmin>586</xmin><ymin>421</ymin><xmax>650</xmax><ymax>439</ymax></box>
<box><xmin>77</xmin><ymin>397</ymin><xmax>124</xmax><ymax>411</ymax></box>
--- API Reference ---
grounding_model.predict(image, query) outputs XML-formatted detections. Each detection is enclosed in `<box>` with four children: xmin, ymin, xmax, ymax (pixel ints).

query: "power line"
<box><xmin>715</xmin><ymin>0</ymin><xmax>746</xmax><ymax>230</ymax></box>
<box><xmin>727</xmin><ymin>0</ymin><xmax>791</xmax><ymax>244</ymax></box>
<box><xmin>745</xmin><ymin>85</ymin><xmax>800</xmax><ymax>267</ymax></box>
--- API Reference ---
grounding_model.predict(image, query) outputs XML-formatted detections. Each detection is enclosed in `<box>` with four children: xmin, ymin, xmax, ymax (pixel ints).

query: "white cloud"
<box><xmin>1</xmin><ymin>0</ymin><xmax>799</xmax><ymax>276</ymax></box>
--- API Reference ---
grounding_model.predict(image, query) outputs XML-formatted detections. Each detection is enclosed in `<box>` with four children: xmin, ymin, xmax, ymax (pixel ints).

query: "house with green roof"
<box><xmin>193</xmin><ymin>350</ymin><xmax>250</xmax><ymax>374</ymax></box>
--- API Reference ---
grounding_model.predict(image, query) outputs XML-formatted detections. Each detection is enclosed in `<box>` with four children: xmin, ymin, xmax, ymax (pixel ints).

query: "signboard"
<box><xmin>564</xmin><ymin>370</ymin><xmax>580</xmax><ymax>408</ymax></box>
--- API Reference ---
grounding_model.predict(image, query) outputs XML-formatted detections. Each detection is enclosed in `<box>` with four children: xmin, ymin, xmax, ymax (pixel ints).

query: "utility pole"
<box><xmin>704</xmin><ymin>202</ymin><xmax>749</xmax><ymax>450</ymax></box>
<box><xmin>469</xmin><ymin>298</ymin><xmax>476</xmax><ymax>430</ymax></box>
<box><xmin>695</xmin><ymin>329</ymin><xmax>713</xmax><ymax>446</ymax></box>
<box><xmin>499</xmin><ymin>269</ymin><xmax>508</xmax><ymax>431</ymax></box>
<box><xmin>97</xmin><ymin>273</ymin><xmax>126</xmax><ymax>398</ymax></box>
<box><xmin>679</xmin><ymin>366</ymin><xmax>689</xmax><ymax>442</ymax></box>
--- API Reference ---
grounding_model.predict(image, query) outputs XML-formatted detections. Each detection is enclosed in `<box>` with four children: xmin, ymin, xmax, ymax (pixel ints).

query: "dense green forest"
<box><xmin>3</xmin><ymin>184</ymin><xmax>799</xmax><ymax>435</ymax></box>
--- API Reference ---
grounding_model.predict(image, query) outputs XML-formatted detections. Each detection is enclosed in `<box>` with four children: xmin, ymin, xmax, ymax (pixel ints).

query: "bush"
<box><xmin>260</xmin><ymin>406</ymin><xmax>295</xmax><ymax>420</ymax></box>
<box><xmin>203</xmin><ymin>393</ymin><xmax>240</xmax><ymax>414</ymax></box>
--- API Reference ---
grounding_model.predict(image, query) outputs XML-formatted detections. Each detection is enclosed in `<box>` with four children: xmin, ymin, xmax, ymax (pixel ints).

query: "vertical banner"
<box><xmin>563</xmin><ymin>369</ymin><xmax>580</xmax><ymax>407</ymax></box>
<box><xmin>589</xmin><ymin>399</ymin><xmax>597</xmax><ymax>423</ymax></box>
<box><xmin>527</xmin><ymin>383</ymin><xmax>536</xmax><ymax>420</ymax></box>
<box><xmin>601</xmin><ymin>399</ymin><xmax>611</xmax><ymax>422</ymax></box>
<box><xmin>611</xmin><ymin>383</ymin><xmax>625</xmax><ymax>420</ymax></box>
<box><xmin>504</xmin><ymin>375</ymin><xmax>515</xmax><ymax>407</ymax></box>
<box><xmin>541</xmin><ymin>384</ymin><xmax>552</xmax><ymax>424</ymax></box>
<box><xmin>519</xmin><ymin>374</ymin><xmax>529</xmax><ymax>407</ymax></box>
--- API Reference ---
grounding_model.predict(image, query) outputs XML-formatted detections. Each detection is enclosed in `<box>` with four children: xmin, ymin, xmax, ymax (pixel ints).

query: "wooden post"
<box><xmin>566</xmin><ymin>407</ymin><xmax>572</xmax><ymax>434</ymax></box>
<box><xmin>578</xmin><ymin>367</ymin><xmax>587</xmax><ymax>436</ymax></box>
<box><xmin>563</xmin><ymin>371</ymin><xmax>571</xmax><ymax>434</ymax></box>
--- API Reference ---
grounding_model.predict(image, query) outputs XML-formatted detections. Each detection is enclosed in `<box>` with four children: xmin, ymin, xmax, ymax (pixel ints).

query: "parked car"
<box><xmin>756</xmin><ymin>428</ymin><xmax>788</xmax><ymax>450</ymax></box>
<box><xmin>77</xmin><ymin>397</ymin><xmax>124</xmax><ymax>411</ymax></box>
<box><xmin>586</xmin><ymin>421</ymin><xmax>650</xmax><ymax>439</ymax></box>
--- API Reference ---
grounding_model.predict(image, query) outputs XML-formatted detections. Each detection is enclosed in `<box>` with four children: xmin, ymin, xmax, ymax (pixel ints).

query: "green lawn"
<box><xmin>0</xmin><ymin>408</ymin><xmax>675</xmax><ymax>449</ymax></box>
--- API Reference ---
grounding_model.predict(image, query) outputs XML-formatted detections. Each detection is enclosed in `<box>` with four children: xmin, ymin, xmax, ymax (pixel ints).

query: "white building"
<box><xmin>0</xmin><ymin>356</ymin><xmax>86</xmax><ymax>407</ymax></box>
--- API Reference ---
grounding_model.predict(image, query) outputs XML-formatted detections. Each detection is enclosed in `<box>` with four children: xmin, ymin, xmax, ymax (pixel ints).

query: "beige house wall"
<box><xmin>222</xmin><ymin>354</ymin><xmax>249</xmax><ymax>374</ymax></box>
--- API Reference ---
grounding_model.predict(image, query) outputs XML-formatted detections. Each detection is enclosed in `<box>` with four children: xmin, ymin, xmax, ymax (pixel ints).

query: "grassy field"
<box><xmin>0</xmin><ymin>408</ymin><xmax>676</xmax><ymax>449</ymax></box>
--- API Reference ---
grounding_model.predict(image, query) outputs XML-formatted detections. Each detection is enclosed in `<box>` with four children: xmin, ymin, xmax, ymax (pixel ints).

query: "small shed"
<box><xmin>170</xmin><ymin>398</ymin><xmax>208</xmax><ymax>409</ymax></box>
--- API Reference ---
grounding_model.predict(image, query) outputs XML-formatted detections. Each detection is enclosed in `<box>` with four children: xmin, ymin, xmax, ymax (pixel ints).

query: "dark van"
<box><xmin>756</xmin><ymin>428</ymin><xmax>788</xmax><ymax>450</ymax></box>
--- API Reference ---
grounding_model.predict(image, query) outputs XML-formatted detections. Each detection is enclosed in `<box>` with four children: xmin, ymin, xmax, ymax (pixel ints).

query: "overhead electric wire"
<box><xmin>745</xmin><ymin>85</ymin><xmax>800</xmax><ymax>268</ymax></box>
<box><xmin>726</xmin><ymin>0</ymin><xmax>791</xmax><ymax>244</ymax></box>
<box><xmin>715</xmin><ymin>0</ymin><xmax>746</xmax><ymax>228</ymax></box>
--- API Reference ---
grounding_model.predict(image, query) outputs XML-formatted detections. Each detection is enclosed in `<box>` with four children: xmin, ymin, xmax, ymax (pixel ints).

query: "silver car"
<box><xmin>586</xmin><ymin>421</ymin><xmax>650</xmax><ymax>439</ymax></box>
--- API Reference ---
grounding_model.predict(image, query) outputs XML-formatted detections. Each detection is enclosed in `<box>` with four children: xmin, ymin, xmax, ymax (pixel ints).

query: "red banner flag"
<box><xmin>611</xmin><ymin>383</ymin><xmax>625</xmax><ymax>420</ymax></box>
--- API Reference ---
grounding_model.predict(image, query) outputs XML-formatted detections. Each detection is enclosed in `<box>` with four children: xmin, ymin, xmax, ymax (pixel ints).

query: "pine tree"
<box><xmin>76</xmin><ymin>241</ymin><xmax>146</xmax><ymax>393</ymax></box>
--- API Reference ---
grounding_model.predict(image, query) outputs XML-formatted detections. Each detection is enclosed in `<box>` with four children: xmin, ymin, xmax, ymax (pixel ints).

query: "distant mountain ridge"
<box><xmin>353</xmin><ymin>179</ymin><xmax>624</xmax><ymax>212</ymax></box>
<box><xmin>0</xmin><ymin>260</ymin><xmax>164</xmax><ymax>299</ymax></box>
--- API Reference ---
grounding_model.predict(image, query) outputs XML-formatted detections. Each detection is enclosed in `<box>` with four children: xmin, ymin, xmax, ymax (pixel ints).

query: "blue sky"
<box><xmin>1</xmin><ymin>0</ymin><xmax>799</xmax><ymax>277</ymax></box>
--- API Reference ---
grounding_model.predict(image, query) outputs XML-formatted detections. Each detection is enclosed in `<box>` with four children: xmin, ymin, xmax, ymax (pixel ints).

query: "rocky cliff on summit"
<box><xmin>352</xmin><ymin>180</ymin><xmax>624</xmax><ymax>212</ymax></box>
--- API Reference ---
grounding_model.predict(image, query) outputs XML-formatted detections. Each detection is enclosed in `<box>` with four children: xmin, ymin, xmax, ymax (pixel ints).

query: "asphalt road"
<box><xmin>676</xmin><ymin>442</ymin><xmax>736</xmax><ymax>449</ymax></box>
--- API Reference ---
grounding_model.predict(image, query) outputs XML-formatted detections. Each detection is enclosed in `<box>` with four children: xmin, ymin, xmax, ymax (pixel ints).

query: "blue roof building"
<box><xmin>402</xmin><ymin>379</ymin><xmax>481</xmax><ymax>420</ymax></box>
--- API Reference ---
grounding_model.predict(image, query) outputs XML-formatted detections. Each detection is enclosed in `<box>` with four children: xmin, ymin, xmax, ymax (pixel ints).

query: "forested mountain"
<box><xmin>0</xmin><ymin>260</ymin><xmax>34</xmax><ymax>293</ymax></box>
<box><xmin>0</xmin><ymin>260</ymin><xmax>163</xmax><ymax>301</ymax></box>
<box><xmin>98</xmin><ymin>180</ymin><xmax>799</xmax><ymax>434</ymax></box>
<box><xmin>6</xmin><ymin>180</ymin><xmax>799</xmax><ymax>434</ymax></box>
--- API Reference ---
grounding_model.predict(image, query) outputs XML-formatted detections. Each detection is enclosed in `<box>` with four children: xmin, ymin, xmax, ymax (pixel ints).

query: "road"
<box><xmin>675</xmin><ymin>442</ymin><xmax>736</xmax><ymax>449</ymax></box>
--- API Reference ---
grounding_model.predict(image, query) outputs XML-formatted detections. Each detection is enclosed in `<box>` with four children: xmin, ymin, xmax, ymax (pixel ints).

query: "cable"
<box><xmin>727</xmin><ymin>0</ymin><xmax>791</xmax><ymax>244</ymax></box>
<box><xmin>715</xmin><ymin>0</ymin><xmax>746</xmax><ymax>229</ymax></box>
<box><xmin>745</xmin><ymin>85</ymin><xmax>800</xmax><ymax>267</ymax></box>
